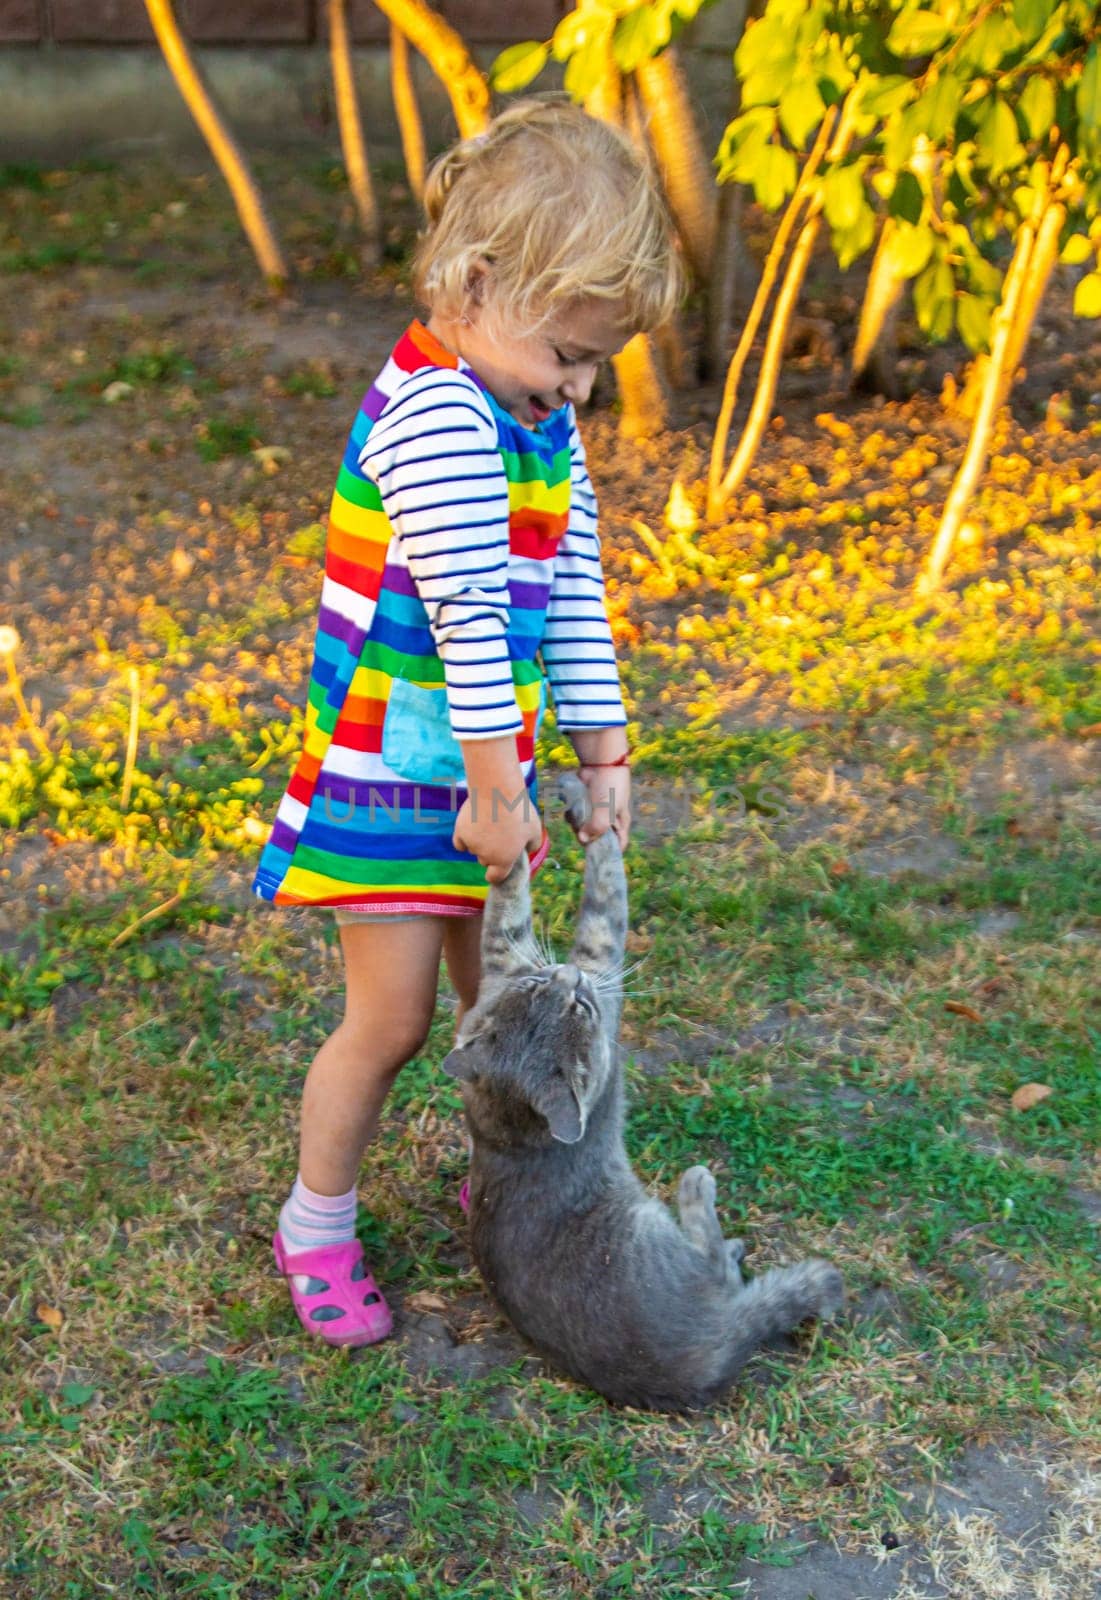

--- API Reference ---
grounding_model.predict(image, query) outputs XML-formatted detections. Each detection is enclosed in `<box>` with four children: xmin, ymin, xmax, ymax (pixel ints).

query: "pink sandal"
<box><xmin>272</xmin><ymin>1231</ymin><xmax>393</xmax><ymax>1348</ymax></box>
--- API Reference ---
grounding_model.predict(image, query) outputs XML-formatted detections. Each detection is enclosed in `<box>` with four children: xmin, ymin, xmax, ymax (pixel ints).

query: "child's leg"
<box><xmin>274</xmin><ymin>917</ymin><xmax>448</xmax><ymax>1348</ymax></box>
<box><xmin>442</xmin><ymin>914</ymin><xmax>482</xmax><ymax>1029</ymax></box>
<box><xmin>442</xmin><ymin>917</ymin><xmax>483</xmax><ymax>1189</ymax></box>
<box><xmin>299</xmin><ymin>917</ymin><xmax>448</xmax><ymax>1195</ymax></box>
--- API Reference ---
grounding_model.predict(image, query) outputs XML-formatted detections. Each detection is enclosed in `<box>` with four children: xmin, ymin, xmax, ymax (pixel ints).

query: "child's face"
<box><xmin>458</xmin><ymin>295</ymin><xmax>629</xmax><ymax>429</ymax></box>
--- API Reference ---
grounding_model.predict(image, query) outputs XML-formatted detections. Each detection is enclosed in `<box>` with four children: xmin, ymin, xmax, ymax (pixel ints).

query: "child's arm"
<box><xmin>363</xmin><ymin>369</ymin><xmax>521</xmax><ymax>741</ymax></box>
<box><xmin>362</xmin><ymin>369</ymin><xmax>541</xmax><ymax>876</ymax></box>
<box><xmin>453</xmin><ymin>735</ymin><xmax>543</xmax><ymax>883</ymax></box>
<box><xmin>541</xmin><ymin>409</ymin><xmax>631</xmax><ymax>847</ymax></box>
<box><xmin>568</xmin><ymin>728</ymin><xmax>631</xmax><ymax>850</ymax></box>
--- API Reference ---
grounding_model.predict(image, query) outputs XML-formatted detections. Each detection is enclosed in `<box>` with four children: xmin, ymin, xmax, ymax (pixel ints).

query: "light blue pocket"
<box><xmin>381</xmin><ymin>678</ymin><xmax>467</xmax><ymax>785</ymax></box>
<box><xmin>381</xmin><ymin>676</ymin><xmax>547</xmax><ymax>785</ymax></box>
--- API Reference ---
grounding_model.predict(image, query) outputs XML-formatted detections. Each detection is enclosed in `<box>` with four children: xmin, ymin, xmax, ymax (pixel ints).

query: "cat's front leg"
<box><xmin>677</xmin><ymin>1166</ymin><xmax>739</xmax><ymax>1287</ymax></box>
<box><xmin>560</xmin><ymin>774</ymin><xmax>628</xmax><ymax>1036</ymax></box>
<box><xmin>480</xmin><ymin>853</ymin><xmax>537</xmax><ymax>982</ymax></box>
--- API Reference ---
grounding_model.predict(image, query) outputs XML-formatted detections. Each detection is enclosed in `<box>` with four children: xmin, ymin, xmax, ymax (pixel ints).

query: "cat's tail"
<box><xmin>725</xmin><ymin>1258</ymin><xmax>843</xmax><ymax>1373</ymax></box>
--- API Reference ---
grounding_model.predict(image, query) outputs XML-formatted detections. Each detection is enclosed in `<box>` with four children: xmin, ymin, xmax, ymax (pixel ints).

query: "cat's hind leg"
<box><xmin>726</xmin><ymin>1237</ymin><xmax>747</xmax><ymax>1288</ymax></box>
<box><xmin>677</xmin><ymin>1166</ymin><xmax>737</xmax><ymax>1286</ymax></box>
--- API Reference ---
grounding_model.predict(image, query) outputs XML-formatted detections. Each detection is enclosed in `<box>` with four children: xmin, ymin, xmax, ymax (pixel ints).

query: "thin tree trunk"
<box><xmin>919</xmin><ymin>222</ymin><xmax>1035</xmax><ymax>593</ymax></box>
<box><xmin>711</xmin><ymin>97</ymin><xmax>856</xmax><ymax>510</ymax></box>
<box><xmin>612</xmin><ymin>334</ymin><xmax>669</xmax><ymax>441</ymax></box>
<box><xmin>330</xmin><ymin>0</ymin><xmax>380</xmax><ymax>261</ymax></box>
<box><xmin>582</xmin><ymin>9</ymin><xmax>668</xmax><ymax>438</ymax></box>
<box><xmin>851</xmin><ymin>217</ymin><xmax>905</xmax><ymax>397</ymax></box>
<box><xmin>719</xmin><ymin>211</ymin><xmax>822</xmax><ymax>498</ymax></box>
<box><xmin>956</xmin><ymin>192</ymin><xmax>1066</xmax><ymax>418</ymax></box>
<box><xmin>706</xmin><ymin>105</ymin><xmax>838</xmax><ymax>519</ymax></box>
<box><xmin>702</xmin><ymin>155</ymin><xmax>743</xmax><ymax>384</ymax></box>
<box><xmin>702</xmin><ymin>10</ymin><xmax>753</xmax><ymax>382</ymax></box>
<box><xmin>634</xmin><ymin>47</ymin><xmax>715</xmax><ymax>282</ymax></box>
<box><xmin>996</xmin><ymin>197</ymin><xmax>1064</xmax><ymax>402</ymax></box>
<box><xmin>921</xmin><ymin>149</ymin><xmax>1069</xmax><ymax>593</ymax></box>
<box><xmin>370</xmin><ymin>0</ymin><xmax>489</xmax><ymax>139</ymax></box>
<box><xmin>144</xmin><ymin>0</ymin><xmax>288</xmax><ymax>286</ymax></box>
<box><xmin>390</xmin><ymin>23</ymin><xmax>426</xmax><ymax>203</ymax></box>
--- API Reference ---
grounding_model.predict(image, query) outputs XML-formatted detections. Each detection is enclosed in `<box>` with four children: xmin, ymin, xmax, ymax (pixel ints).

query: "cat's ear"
<box><xmin>533</xmin><ymin>1068</ymin><xmax>585</xmax><ymax>1144</ymax></box>
<box><xmin>440</xmin><ymin>1037</ymin><xmax>485</xmax><ymax>1083</ymax></box>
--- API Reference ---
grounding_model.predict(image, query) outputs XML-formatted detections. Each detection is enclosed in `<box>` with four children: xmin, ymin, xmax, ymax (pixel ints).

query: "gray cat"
<box><xmin>442</xmin><ymin>775</ymin><xmax>843</xmax><ymax>1412</ymax></box>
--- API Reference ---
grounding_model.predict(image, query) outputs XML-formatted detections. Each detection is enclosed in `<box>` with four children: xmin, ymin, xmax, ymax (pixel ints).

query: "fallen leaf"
<box><xmin>1076</xmin><ymin>721</ymin><xmax>1101</xmax><ymax>738</ymax></box>
<box><xmin>405</xmin><ymin>1291</ymin><xmax>450</xmax><ymax>1315</ymax></box>
<box><xmin>828</xmin><ymin>859</ymin><xmax>851</xmax><ymax>878</ymax></box>
<box><xmin>36</xmin><ymin>1303</ymin><xmax>63</xmax><ymax>1330</ymax></box>
<box><xmin>944</xmin><ymin>1001</ymin><xmax>983</xmax><ymax>1023</ymax></box>
<box><xmin>1011</xmin><ymin>1082</ymin><xmax>1053</xmax><ymax>1112</ymax></box>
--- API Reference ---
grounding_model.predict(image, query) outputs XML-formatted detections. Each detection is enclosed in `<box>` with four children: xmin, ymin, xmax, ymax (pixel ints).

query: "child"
<box><xmin>252</xmin><ymin>96</ymin><xmax>680</xmax><ymax>1347</ymax></box>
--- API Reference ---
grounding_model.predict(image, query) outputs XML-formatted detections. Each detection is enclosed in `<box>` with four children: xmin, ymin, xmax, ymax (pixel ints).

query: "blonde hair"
<box><xmin>413</xmin><ymin>97</ymin><xmax>682</xmax><ymax>337</ymax></box>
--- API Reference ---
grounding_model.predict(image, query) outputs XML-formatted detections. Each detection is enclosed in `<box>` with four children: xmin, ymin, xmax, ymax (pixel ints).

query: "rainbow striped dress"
<box><xmin>252</xmin><ymin>320</ymin><xmax>626</xmax><ymax>916</ymax></box>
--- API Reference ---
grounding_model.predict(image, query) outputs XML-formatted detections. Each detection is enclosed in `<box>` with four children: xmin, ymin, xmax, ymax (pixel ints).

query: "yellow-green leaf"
<box><xmin>957</xmin><ymin>293</ymin><xmax>993</xmax><ymax>352</ymax></box>
<box><xmin>1013</xmin><ymin>0</ymin><xmax>1051</xmax><ymax>44</ymax></box>
<box><xmin>1060</xmin><ymin>234</ymin><xmax>1094</xmax><ymax>266</ymax></box>
<box><xmin>1078</xmin><ymin>41</ymin><xmax>1101</xmax><ymax>142</ymax></box>
<box><xmin>491</xmin><ymin>41</ymin><xmax>550</xmax><ymax>95</ymax></box>
<box><xmin>823</xmin><ymin>165</ymin><xmax>866</xmax><ymax>232</ymax></box>
<box><xmin>754</xmin><ymin>143</ymin><xmax>798</xmax><ymax>211</ymax></box>
<box><xmin>886</xmin><ymin>219</ymin><xmax>935</xmax><ymax>279</ymax></box>
<box><xmin>613</xmin><ymin>6</ymin><xmax>668</xmax><ymax>74</ymax></box>
<box><xmin>563</xmin><ymin>38</ymin><xmax>610</xmax><ymax>102</ymax></box>
<box><xmin>975</xmin><ymin>97</ymin><xmax>1024</xmax><ymax>177</ymax></box>
<box><xmin>1018</xmin><ymin>75</ymin><xmax>1055</xmax><ymax>141</ymax></box>
<box><xmin>779</xmin><ymin>77</ymin><xmax>827</xmax><ymax>150</ymax></box>
<box><xmin>887</xmin><ymin>10</ymin><xmax>953</xmax><ymax>57</ymax></box>
<box><xmin>1073</xmin><ymin>272</ymin><xmax>1101</xmax><ymax>318</ymax></box>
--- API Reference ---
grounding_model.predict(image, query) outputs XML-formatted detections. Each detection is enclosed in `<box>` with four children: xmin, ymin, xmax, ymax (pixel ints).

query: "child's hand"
<box><xmin>455</xmin><ymin>737</ymin><xmax>544</xmax><ymax>884</ymax></box>
<box><xmin>453</xmin><ymin>793</ymin><xmax>544</xmax><ymax>884</ymax></box>
<box><xmin>575</xmin><ymin>764</ymin><xmax>631</xmax><ymax>851</ymax></box>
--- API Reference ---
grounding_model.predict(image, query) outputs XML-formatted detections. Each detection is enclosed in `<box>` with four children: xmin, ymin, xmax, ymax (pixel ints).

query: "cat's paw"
<box><xmin>678</xmin><ymin>1164</ymin><xmax>717</xmax><ymax>1213</ymax></box>
<box><xmin>726</xmin><ymin>1237</ymin><xmax>747</xmax><ymax>1267</ymax></box>
<box><xmin>558</xmin><ymin>772</ymin><xmax>590</xmax><ymax>832</ymax></box>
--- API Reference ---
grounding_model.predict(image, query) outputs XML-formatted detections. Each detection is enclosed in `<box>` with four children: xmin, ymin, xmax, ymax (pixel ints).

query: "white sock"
<box><xmin>278</xmin><ymin>1174</ymin><xmax>357</xmax><ymax>1291</ymax></box>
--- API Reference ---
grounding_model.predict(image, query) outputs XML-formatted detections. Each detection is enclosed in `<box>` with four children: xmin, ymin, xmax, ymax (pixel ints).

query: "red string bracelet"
<box><xmin>581</xmin><ymin>752</ymin><xmax>631</xmax><ymax>768</ymax></box>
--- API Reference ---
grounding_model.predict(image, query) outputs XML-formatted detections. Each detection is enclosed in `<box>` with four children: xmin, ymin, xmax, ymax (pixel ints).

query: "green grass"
<box><xmin>280</xmin><ymin>364</ymin><xmax>339</xmax><ymax>399</ymax></box>
<box><xmin>4</xmin><ymin>783</ymin><xmax>1097</xmax><ymax>1588</ymax></box>
<box><xmin>196</xmin><ymin>412</ymin><xmax>263</xmax><ymax>461</ymax></box>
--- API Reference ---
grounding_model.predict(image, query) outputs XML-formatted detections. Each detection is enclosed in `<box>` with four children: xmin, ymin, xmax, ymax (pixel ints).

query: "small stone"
<box><xmin>102</xmin><ymin>381</ymin><xmax>134</xmax><ymax>404</ymax></box>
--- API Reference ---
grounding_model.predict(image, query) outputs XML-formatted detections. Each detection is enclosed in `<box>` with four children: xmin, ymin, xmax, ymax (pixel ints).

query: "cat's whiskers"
<box><xmin>502</xmin><ymin>928</ymin><xmax>548</xmax><ymax>971</ymax></box>
<box><xmin>592</xmin><ymin>957</ymin><xmax>648</xmax><ymax>992</ymax></box>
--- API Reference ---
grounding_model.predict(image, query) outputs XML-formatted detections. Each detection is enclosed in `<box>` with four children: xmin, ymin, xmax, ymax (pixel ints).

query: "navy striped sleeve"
<box><xmin>540</xmin><ymin>408</ymin><xmax>627</xmax><ymax>731</ymax></box>
<box><xmin>360</xmin><ymin>369</ymin><xmax>522</xmax><ymax>742</ymax></box>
